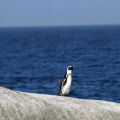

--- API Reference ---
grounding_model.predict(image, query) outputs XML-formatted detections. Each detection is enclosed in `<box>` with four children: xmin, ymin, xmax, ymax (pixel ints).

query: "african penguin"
<box><xmin>58</xmin><ymin>66</ymin><xmax>73</xmax><ymax>96</ymax></box>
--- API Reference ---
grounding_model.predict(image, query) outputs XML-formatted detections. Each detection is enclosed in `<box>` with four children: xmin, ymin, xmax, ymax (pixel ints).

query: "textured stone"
<box><xmin>0</xmin><ymin>86</ymin><xmax>120</xmax><ymax>120</ymax></box>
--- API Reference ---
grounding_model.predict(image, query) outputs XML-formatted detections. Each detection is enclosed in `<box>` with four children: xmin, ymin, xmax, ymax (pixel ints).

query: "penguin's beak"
<box><xmin>71</xmin><ymin>66</ymin><xmax>73</xmax><ymax>70</ymax></box>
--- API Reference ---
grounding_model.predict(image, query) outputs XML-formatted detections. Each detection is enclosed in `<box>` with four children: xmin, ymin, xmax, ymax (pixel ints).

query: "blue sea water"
<box><xmin>0</xmin><ymin>25</ymin><xmax>120</xmax><ymax>103</ymax></box>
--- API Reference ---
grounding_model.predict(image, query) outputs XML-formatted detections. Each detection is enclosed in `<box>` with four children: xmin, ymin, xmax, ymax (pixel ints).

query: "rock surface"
<box><xmin>0</xmin><ymin>87</ymin><xmax>120</xmax><ymax>120</ymax></box>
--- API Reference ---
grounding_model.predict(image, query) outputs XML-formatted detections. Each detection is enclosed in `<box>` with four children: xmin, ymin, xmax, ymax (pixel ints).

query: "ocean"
<box><xmin>0</xmin><ymin>25</ymin><xmax>120</xmax><ymax>103</ymax></box>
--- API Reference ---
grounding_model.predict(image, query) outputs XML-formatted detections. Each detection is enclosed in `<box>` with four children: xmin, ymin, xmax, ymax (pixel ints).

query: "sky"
<box><xmin>0</xmin><ymin>0</ymin><xmax>120</xmax><ymax>27</ymax></box>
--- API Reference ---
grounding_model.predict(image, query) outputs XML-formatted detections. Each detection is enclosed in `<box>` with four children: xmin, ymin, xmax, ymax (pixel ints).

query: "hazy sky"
<box><xmin>0</xmin><ymin>0</ymin><xmax>120</xmax><ymax>27</ymax></box>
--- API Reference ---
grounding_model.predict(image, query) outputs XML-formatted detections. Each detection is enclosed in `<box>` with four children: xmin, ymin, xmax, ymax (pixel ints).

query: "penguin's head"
<box><xmin>67</xmin><ymin>66</ymin><xmax>73</xmax><ymax>74</ymax></box>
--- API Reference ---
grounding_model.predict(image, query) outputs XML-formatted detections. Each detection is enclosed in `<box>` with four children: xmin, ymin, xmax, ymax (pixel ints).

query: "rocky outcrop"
<box><xmin>0</xmin><ymin>86</ymin><xmax>120</xmax><ymax>120</ymax></box>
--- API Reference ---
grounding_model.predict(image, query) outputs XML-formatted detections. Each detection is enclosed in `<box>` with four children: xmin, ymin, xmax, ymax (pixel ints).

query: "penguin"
<box><xmin>58</xmin><ymin>66</ymin><xmax>73</xmax><ymax>96</ymax></box>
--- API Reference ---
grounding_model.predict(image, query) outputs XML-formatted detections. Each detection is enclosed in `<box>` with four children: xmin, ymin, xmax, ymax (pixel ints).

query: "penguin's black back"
<box><xmin>58</xmin><ymin>72</ymin><xmax>67</xmax><ymax>96</ymax></box>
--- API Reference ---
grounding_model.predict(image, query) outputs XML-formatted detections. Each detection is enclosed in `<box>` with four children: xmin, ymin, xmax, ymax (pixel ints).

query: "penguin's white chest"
<box><xmin>62</xmin><ymin>76</ymin><xmax>72</xmax><ymax>95</ymax></box>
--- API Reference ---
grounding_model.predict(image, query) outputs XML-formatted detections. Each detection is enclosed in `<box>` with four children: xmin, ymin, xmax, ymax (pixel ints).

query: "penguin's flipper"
<box><xmin>58</xmin><ymin>78</ymin><xmax>64</xmax><ymax>84</ymax></box>
<box><xmin>63</xmin><ymin>78</ymin><xmax>67</xmax><ymax>86</ymax></box>
<box><xmin>58</xmin><ymin>72</ymin><xmax>67</xmax><ymax>84</ymax></box>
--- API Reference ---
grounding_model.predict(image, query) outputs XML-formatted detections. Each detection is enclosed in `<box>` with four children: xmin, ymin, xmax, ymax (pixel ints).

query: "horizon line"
<box><xmin>0</xmin><ymin>23</ymin><xmax>120</xmax><ymax>28</ymax></box>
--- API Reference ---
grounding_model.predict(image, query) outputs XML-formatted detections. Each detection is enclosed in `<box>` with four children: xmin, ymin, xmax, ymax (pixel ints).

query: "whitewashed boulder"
<box><xmin>0</xmin><ymin>86</ymin><xmax>120</xmax><ymax>120</ymax></box>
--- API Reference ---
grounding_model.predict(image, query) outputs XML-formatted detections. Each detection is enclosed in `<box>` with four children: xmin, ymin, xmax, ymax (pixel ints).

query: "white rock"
<box><xmin>0</xmin><ymin>87</ymin><xmax>120</xmax><ymax>120</ymax></box>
